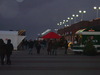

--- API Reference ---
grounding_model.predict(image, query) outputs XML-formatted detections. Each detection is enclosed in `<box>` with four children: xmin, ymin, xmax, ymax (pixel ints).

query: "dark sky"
<box><xmin>0</xmin><ymin>0</ymin><xmax>100</xmax><ymax>39</ymax></box>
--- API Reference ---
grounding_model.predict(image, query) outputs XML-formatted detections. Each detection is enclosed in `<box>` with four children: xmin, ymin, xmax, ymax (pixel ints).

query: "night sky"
<box><xmin>0</xmin><ymin>0</ymin><xmax>100</xmax><ymax>39</ymax></box>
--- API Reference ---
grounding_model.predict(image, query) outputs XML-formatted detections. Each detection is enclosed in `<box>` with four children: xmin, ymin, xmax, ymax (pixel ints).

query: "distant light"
<box><xmin>55</xmin><ymin>29</ymin><xmax>58</xmax><ymax>31</ymax></box>
<box><xmin>72</xmin><ymin>14</ymin><xmax>79</xmax><ymax>17</ymax></box>
<box><xmin>93</xmin><ymin>6</ymin><xmax>97</xmax><ymax>9</ymax></box>
<box><xmin>63</xmin><ymin>20</ymin><xmax>65</xmax><ymax>22</ymax></box>
<box><xmin>67</xmin><ymin>17</ymin><xmax>70</xmax><ymax>19</ymax></box>
<box><xmin>71</xmin><ymin>17</ymin><xmax>73</xmax><ymax>20</ymax></box>
<box><xmin>99</xmin><ymin>7</ymin><xmax>100</xmax><ymax>9</ymax></box>
<box><xmin>94</xmin><ymin>6</ymin><xmax>100</xmax><ymax>10</ymax></box>
<box><xmin>72</xmin><ymin>14</ymin><xmax>75</xmax><ymax>17</ymax></box>
<box><xmin>63</xmin><ymin>21</ymin><xmax>65</xmax><ymax>24</ymax></box>
<box><xmin>66</xmin><ymin>20</ymin><xmax>68</xmax><ymax>22</ymax></box>
<box><xmin>16</xmin><ymin>0</ymin><xmax>24</xmax><ymax>2</ymax></box>
<box><xmin>83</xmin><ymin>11</ymin><xmax>86</xmax><ymax>13</ymax></box>
<box><xmin>79</xmin><ymin>10</ymin><xmax>86</xmax><ymax>13</ymax></box>
<box><xmin>57</xmin><ymin>23</ymin><xmax>59</xmax><ymax>25</ymax></box>
<box><xmin>76</xmin><ymin>15</ymin><xmax>79</xmax><ymax>17</ymax></box>
<box><xmin>79</xmin><ymin>10</ymin><xmax>82</xmax><ymax>13</ymax></box>
<box><xmin>60</xmin><ymin>22</ymin><xmax>62</xmax><ymax>25</ymax></box>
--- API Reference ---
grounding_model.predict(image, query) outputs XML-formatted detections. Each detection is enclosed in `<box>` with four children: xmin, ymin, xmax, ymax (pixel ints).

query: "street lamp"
<box><xmin>66</xmin><ymin>20</ymin><xmax>68</xmax><ymax>22</ymax></box>
<box><xmin>60</xmin><ymin>22</ymin><xmax>62</xmax><ymax>25</ymax></box>
<box><xmin>57</xmin><ymin>23</ymin><xmax>60</xmax><ymax>29</ymax></box>
<box><xmin>54</xmin><ymin>29</ymin><xmax>58</xmax><ymax>33</ymax></box>
<box><xmin>57</xmin><ymin>23</ymin><xmax>59</xmax><ymax>25</ymax></box>
<box><xmin>72</xmin><ymin>14</ymin><xmax>79</xmax><ymax>23</ymax></box>
<box><xmin>93</xmin><ymin>6</ymin><xmax>100</xmax><ymax>18</ymax></box>
<box><xmin>57</xmin><ymin>22</ymin><xmax>62</xmax><ymax>26</ymax></box>
<box><xmin>63</xmin><ymin>20</ymin><xmax>65</xmax><ymax>25</ymax></box>
<box><xmin>59</xmin><ymin>22</ymin><xmax>63</xmax><ymax>28</ymax></box>
<box><xmin>65</xmin><ymin>20</ymin><xmax>69</xmax><ymax>27</ymax></box>
<box><xmin>79</xmin><ymin>10</ymin><xmax>86</xmax><ymax>21</ymax></box>
<box><xmin>62</xmin><ymin>20</ymin><xmax>69</xmax><ymax>27</ymax></box>
<box><xmin>67</xmin><ymin>17</ymin><xmax>73</xmax><ymax>25</ymax></box>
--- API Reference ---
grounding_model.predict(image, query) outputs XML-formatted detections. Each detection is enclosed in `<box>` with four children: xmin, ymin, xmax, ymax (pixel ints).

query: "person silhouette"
<box><xmin>5</xmin><ymin>39</ymin><xmax>14</xmax><ymax>65</ymax></box>
<box><xmin>0</xmin><ymin>39</ymin><xmax>6</xmax><ymax>65</ymax></box>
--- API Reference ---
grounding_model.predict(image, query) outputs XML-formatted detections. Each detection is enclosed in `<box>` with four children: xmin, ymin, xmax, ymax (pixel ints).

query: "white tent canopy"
<box><xmin>0</xmin><ymin>30</ymin><xmax>26</xmax><ymax>50</ymax></box>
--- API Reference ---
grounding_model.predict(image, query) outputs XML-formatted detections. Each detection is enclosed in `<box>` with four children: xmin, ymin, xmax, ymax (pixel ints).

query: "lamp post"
<box><xmin>93</xmin><ymin>6</ymin><xmax>100</xmax><ymax>18</ymax></box>
<box><xmin>65</xmin><ymin>20</ymin><xmax>69</xmax><ymax>27</ymax></box>
<box><xmin>59</xmin><ymin>21</ymin><xmax>63</xmax><ymax>28</ymax></box>
<box><xmin>60</xmin><ymin>22</ymin><xmax>62</xmax><ymax>26</ymax></box>
<box><xmin>57</xmin><ymin>22</ymin><xmax>61</xmax><ymax>29</ymax></box>
<box><xmin>72</xmin><ymin>14</ymin><xmax>79</xmax><ymax>23</ymax></box>
<box><xmin>54</xmin><ymin>29</ymin><xmax>58</xmax><ymax>33</ymax></box>
<box><xmin>67</xmin><ymin>17</ymin><xmax>73</xmax><ymax>25</ymax></box>
<box><xmin>63</xmin><ymin>20</ymin><xmax>66</xmax><ymax>27</ymax></box>
<box><xmin>62</xmin><ymin>20</ymin><xmax>69</xmax><ymax>27</ymax></box>
<box><xmin>79</xmin><ymin>10</ymin><xmax>86</xmax><ymax>21</ymax></box>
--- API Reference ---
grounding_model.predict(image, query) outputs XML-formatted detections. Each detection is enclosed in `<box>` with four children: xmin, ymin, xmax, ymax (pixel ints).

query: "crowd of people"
<box><xmin>0</xmin><ymin>38</ymin><xmax>69</xmax><ymax>65</ymax></box>
<box><xmin>20</xmin><ymin>38</ymin><xmax>69</xmax><ymax>55</ymax></box>
<box><xmin>20</xmin><ymin>39</ymin><xmax>47</xmax><ymax>55</ymax></box>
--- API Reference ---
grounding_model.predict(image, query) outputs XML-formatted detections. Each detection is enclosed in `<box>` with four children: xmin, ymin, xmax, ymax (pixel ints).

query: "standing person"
<box><xmin>64</xmin><ymin>40</ymin><xmax>68</xmax><ymax>54</ymax></box>
<box><xmin>5</xmin><ymin>39</ymin><xmax>14</xmax><ymax>65</ymax></box>
<box><xmin>41</xmin><ymin>39</ymin><xmax>47</xmax><ymax>49</ymax></box>
<box><xmin>35</xmin><ymin>40</ymin><xmax>41</xmax><ymax>54</ymax></box>
<box><xmin>47</xmin><ymin>40</ymin><xmax>52</xmax><ymax>55</ymax></box>
<box><xmin>52</xmin><ymin>39</ymin><xmax>58</xmax><ymax>55</ymax></box>
<box><xmin>23</xmin><ymin>39</ymin><xmax>28</xmax><ymax>49</ymax></box>
<box><xmin>28</xmin><ymin>39</ymin><xmax>34</xmax><ymax>55</ymax></box>
<box><xmin>0</xmin><ymin>39</ymin><xmax>6</xmax><ymax>65</ymax></box>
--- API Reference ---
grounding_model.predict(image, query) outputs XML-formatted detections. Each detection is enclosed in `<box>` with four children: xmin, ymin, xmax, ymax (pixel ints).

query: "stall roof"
<box><xmin>41</xmin><ymin>32</ymin><xmax>61</xmax><ymax>39</ymax></box>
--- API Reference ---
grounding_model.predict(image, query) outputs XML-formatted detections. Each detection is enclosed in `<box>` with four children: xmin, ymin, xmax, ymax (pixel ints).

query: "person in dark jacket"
<box><xmin>6</xmin><ymin>39</ymin><xmax>14</xmax><ymax>65</ymax></box>
<box><xmin>28</xmin><ymin>39</ymin><xmax>34</xmax><ymax>55</ymax></box>
<box><xmin>52</xmin><ymin>39</ymin><xmax>58</xmax><ymax>55</ymax></box>
<box><xmin>35</xmin><ymin>40</ymin><xmax>41</xmax><ymax>54</ymax></box>
<box><xmin>47</xmin><ymin>40</ymin><xmax>52</xmax><ymax>55</ymax></box>
<box><xmin>0</xmin><ymin>39</ymin><xmax>6</xmax><ymax>65</ymax></box>
<box><xmin>64</xmin><ymin>40</ymin><xmax>68</xmax><ymax>54</ymax></box>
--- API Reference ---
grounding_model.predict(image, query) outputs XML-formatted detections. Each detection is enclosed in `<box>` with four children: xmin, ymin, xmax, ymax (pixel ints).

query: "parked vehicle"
<box><xmin>72</xmin><ymin>28</ymin><xmax>100</xmax><ymax>53</ymax></box>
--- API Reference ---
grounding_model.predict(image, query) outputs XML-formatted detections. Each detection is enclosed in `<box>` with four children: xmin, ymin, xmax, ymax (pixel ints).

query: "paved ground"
<box><xmin>0</xmin><ymin>48</ymin><xmax>100</xmax><ymax>75</ymax></box>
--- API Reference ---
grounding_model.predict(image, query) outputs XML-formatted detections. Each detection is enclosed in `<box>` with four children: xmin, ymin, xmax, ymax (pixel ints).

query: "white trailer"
<box><xmin>0</xmin><ymin>30</ymin><xmax>26</xmax><ymax>50</ymax></box>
